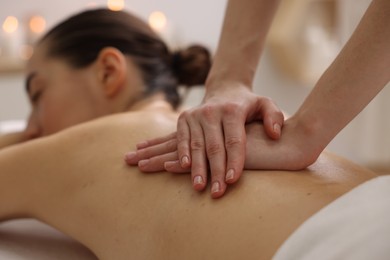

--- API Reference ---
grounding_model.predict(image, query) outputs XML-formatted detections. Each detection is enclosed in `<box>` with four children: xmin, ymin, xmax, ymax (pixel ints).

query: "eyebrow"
<box><xmin>25</xmin><ymin>72</ymin><xmax>37</xmax><ymax>94</ymax></box>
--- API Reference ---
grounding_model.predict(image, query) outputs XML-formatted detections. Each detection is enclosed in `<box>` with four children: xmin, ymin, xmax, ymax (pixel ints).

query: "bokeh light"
<box><xmin>2</xmin><ymin>16</ymin><xmax>18</xmax><ymax>33</ymax></box>
<box><xmin>148</xmin><ymin>11</ymin><xmax>167</xmax><ymax>32</ymax></box>
<box><xmin>107</xmin><ymin>0</ymin><xmax>125</xmax><ymax>11</ymax></box>
<box><xmin>29</xmin><ymin>15</ymin><xmax>46</xmax><ymax>34</ymax></box>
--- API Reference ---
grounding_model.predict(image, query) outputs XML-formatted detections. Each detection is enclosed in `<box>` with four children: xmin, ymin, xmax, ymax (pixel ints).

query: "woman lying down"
<box><xmin>0</xmin><ymin>8</ymin><xmax>389</xmax><ymax>260</ymax></box>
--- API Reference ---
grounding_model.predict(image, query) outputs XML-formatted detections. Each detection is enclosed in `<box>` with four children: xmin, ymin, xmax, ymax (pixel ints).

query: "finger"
<box><xmin>164</xmin><ymin>160</ymin><xmax>191</xmax><ymax>173</ymax></box>
<box><xmin>222</xmin><ymin>114</ymin><xmax>246</xmax><ymax>185</ymax></box>
<box><xmin>199</xmin><ymin>108</ymin><xmax>228</xmax><ymax>198</ymax></box>
<box><xmin>187</xmin><ymin>119</ymin><xmax>208</xmax><ymax>192</ymax></box>
<box><xmin>125</xmin><ymin>138</ymin><xmax>177</xmax><ymax>165</ymax></box>
<box><xmin>137</xmin><ymin>151</ymin><xmax>178</xmax><ymax>172</ymax></box>
<box><xmin>136</xmin><ymin>132</ymin><xmax>176</xmax><ymax>150</ymax></box>
<box><xmin>258</xmin><ymin>97</ymin><xmax>284</xmax><ymax>140</ymax></box>
<box><xmin>176</xmin><ymin>112</ymin><xmax>191</xmax><ymax>168</ymax></box>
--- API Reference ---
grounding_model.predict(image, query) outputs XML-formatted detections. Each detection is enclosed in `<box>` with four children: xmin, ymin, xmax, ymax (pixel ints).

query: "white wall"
<box><xmin>0</xmin><ymin>74</ymin><xmax>29</xmax><ymax>121</ymax></box>
<box><xmin>0</xmin><ymin>0</ymin><xmax>388</xmax><ymax>167</ymax></box>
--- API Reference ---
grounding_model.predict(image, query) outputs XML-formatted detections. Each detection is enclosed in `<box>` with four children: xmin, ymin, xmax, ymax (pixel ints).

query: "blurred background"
<box><xmin>0</xmin><ymin>0</ymin><xmax>388</xmax><ymax>173</ymax></box>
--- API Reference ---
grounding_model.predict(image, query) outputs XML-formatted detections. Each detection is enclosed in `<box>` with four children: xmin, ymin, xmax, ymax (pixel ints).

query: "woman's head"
<box><xmin>25</xmin><ymin>8</ymin><xmax>211</xmax><ymax>138</ymax></box>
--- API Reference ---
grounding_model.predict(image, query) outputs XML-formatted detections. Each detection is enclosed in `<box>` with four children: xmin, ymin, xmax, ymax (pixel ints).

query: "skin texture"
<box><xmin>128</xmin><ymin>0</ymin><xmax>389</xmax><ymax>195</ymax></box>
<box><xmin>0</xmin><ymin>110</ymin><xmax>376</xmax><ymax>260</ymax></box>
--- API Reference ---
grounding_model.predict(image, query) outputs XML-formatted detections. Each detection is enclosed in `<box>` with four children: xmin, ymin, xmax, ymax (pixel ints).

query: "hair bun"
<box><xmin>171</xmin><ymin>45</ymin><xmax>212</xmax><ymax>87</ymax></box>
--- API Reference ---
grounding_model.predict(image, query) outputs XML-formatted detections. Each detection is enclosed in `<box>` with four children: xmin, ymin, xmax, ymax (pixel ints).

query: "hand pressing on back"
<box><xmin>125</xmin><ymin>88</ymin><xmax>285</xmax><ymax>198</ymax></box>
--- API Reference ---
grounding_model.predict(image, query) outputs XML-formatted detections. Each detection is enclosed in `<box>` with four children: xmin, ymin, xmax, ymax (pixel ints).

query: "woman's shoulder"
<box><xmin>2</xmin><ymin>110</ymin><xmax>178</xmax><ymax>159</ymax></box>
<box><xmin>55</xmin><ymin>110</ymin><xmax>177</xmax><ymax>144</ymax></box>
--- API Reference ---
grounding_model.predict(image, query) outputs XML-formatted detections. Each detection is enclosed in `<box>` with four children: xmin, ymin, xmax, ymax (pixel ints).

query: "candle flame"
<box><xmin>29</xmin><ymin>15</ymin><xmax>46</xmax><ymax>34</ymax></box>
<box><xmin>148</xmin><ymin>11</ymin><xmax>167</xmax><ymax>32</ymax></box>
<box><xmin>107</xmin><ymin>0</ymin><xmax>124</xmax><ymax>11</ymax></box>
<box><xmin>3</xmin><ymin>16</ymin><xmax>18</xmax><ymax>33</ymax></box>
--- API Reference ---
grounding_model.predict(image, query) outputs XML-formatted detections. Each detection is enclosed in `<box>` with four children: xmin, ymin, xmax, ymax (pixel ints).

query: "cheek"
<box><xmin>38</xmin><ymin>89</ymin><xmax>98</xmax><ymax>135</ymax></box>
<box><xmin>38</xmin><ymin>96</ymin><xmax>66</xmax><ymax>135</ymax></box>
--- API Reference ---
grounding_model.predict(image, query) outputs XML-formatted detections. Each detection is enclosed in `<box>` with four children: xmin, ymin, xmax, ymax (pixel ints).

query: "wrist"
<box><xmin>206</xmin><ymin>54</ymin><xmax>257</xmax><ymax>91</ymax></box>
<box><xmin>203</xmin><ymin>79</ymin><xmax>253</xmax><ymax>102</ymax></box>
<box><xmin>287</xmin><ymin>112</ymin><xmax>328</xmax><ymax>161</ymax></box>
<box><xmin>205</xmin><ymin>72</ymin><xmax>253</xmax><ymax>94</ymax></box>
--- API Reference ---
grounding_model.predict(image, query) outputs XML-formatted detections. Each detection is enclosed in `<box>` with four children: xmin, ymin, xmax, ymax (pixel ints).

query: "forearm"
<box><xmin>0</xmin><ymin>132</ymin><xmax>70</xmax><ymax>222</ymax></box>
<box><xmin>295</xmin><ymin>0</ymin><xmax>390</xmax><ymax>151</ymax></box>
<box><xmin>206</xmin><ymin>0</ymin><xmax>280</xmax><ymax>89</ymax></box>
<box><xmin>0</xmin><ymin>133</ymin><xmax>81</xmax><ymax>223</ymax></box>
<box><xmin>0</xmin><ymin>143</ymin><xmax>36</xmax><ymax>221</ymax></box>
<box><xmin>0</xmin><ymin>132</ymin><xmax>26</xmax><ymax>150</ymax></box>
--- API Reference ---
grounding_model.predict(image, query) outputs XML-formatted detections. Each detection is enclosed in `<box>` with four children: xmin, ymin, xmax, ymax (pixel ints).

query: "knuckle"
<box><xmin>259</xmin><ymin>97</ymin><xmax>281</xmax><ymax>114</ymax></box>
<box><xmin>225</xmin><ymin>136</ymin><xmax>244</xmax><ymax>149</ymax></box>
<box><xmin>190</xmin><ymin>139</ymin><xmax>204</xmax><ymax>151</ymax></box>
<box><xmin>178</xmin><ymin>110</ymin><xmax>190</xmax><ymax>122</ymax></box>
<box><xmin>222</xmin><ymin>102</ymin><xmax>242</xmax><ymax>115</ymax></box>
<box><xmin>176</xmin><ymin>130</ymin><xmax>188</xmax><ymax>143</ymax></box>
<box><xmin>206</xmin><ymin>142</ymin><xmax>223</xmax><ymax>157</ymax></box>
<box><xmin>200</xmin><ymin>104</ymin><xmax>215</xmax><ymax>120</ymax></box>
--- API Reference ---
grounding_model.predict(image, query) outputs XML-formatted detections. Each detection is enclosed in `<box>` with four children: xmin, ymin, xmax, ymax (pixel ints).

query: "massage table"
<box><xmin>0</xmin><ymin>220</ymin><xmax>97</xmax><ymax>259</ymax></box>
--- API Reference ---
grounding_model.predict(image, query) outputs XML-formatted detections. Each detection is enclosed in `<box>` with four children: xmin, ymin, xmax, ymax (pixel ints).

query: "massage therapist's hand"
<box><xmin>126</xmin><ymin>83</ymin><xmax>284</xmax><ymax>198</ymax></box>
<box><xmin>134</xmin><ymin>117</ymin><xmax>322</xmax><ymax>172</ymax></box>
<box><xmin>243</xmin><ymin>117</ymin><xmax>322</xmax><ymax>170</ymax></box>
<box><xmin>126</xmin><ymin>115</ymin><xmax>321</xmax><ymax>182</ymax></box>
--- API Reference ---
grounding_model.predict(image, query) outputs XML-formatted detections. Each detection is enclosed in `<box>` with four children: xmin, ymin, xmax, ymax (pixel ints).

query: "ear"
<box><xmin>96</xmin><ymin>47</ymin><xmax>127</xmax><ymax>98</ymax></box>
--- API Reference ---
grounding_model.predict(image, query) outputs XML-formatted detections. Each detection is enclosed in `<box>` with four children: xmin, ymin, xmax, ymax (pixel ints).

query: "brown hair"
<box><xmin>39</xmin><ymin>8</ymin><xmax>211</xmax><ymax>108</ymax></box>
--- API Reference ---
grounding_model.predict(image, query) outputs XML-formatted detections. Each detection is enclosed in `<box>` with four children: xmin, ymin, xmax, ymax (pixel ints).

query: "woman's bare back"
<box><xmin>0</xmin><ymin>110</ymin><xmax>375</xmax><ymax>260</ymax></box>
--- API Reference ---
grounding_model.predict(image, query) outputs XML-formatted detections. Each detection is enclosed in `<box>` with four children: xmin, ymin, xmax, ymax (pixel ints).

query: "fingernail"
<box><xmin>193</xmin><ymin>175</ymin><xmax>203</xmax><ymax>185</ymax></box>
<box><xmin>138</xmin><ymin>159</ymin><xmax>149</xmax><ymax>167</ymax></box>
<box><xmin>273</xmin><ymin>123</ymin><xmax>281</xmax><ymax>136</ymax></box>
<box><xmin>181</xmin><ymin>155</ymin><xmax>190</xmax><ymax>166</ymax></box>
<box><xmin>225</xmin><ymin>169</ymin><xmax>235</xmax><ymax>182</ymax></box>
<box><xmin>211</xmin><ymin>182</ymin><xmax>220</xmax><ymax>194</ymax></box>
<box><xmin>125</xmin><ymin>152</ymin><xmax>136</xmax><ymax>161</ymax></box>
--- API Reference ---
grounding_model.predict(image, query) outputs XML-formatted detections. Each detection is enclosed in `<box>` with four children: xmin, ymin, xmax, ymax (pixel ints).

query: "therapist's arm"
<box><xmin>207</xmin><ymin>0</ymin><xmax>280</xmax><ymax>87</ymax></box>
<box><xmin>127</xmin><ymin>0</ymin><xmax>389</xmax><ymax>173</ymax></box>
<box><xmin>285</xmin><ymin>0</ymin><xmax>389</xmax><ymax>167</ymax></box>
<box><xmin>133</xmin><ymin>0</ymin><xmax>283</xmax><ymax>199</ymax></box>
<box><xmin>244</xmin><ymin>0</ymin><xmax>390</xmax><ymax>170</ymax></box>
